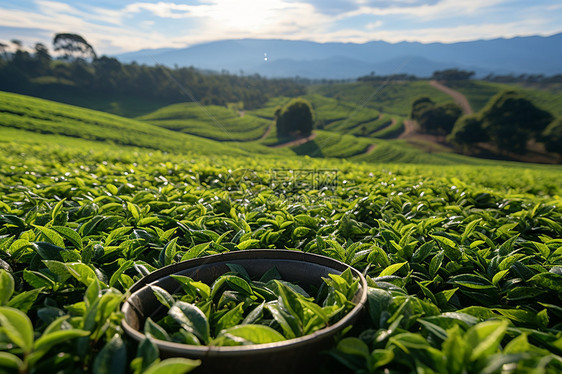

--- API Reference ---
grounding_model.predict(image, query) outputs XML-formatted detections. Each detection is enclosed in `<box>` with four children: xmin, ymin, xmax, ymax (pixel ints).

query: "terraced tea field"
<box><xmin>1</xmin><ymin>125</ymin><xmax>562</xmax><ymax>373</ymax></box>
<box><xmin>1</xmin><ymin>89</ymin><xmax>562</xmax><ymax>373</ymax></box>
<box><xmin>138</xmin><ymin>102</ymin><xmax>271</xmax><ymax>141</ymax></box>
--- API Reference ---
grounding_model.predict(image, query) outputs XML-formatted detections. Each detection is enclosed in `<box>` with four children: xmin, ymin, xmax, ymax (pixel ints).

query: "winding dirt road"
<box><xmin>429</xmin><ymin>80</ymin><xmax>474</xmax><ymax>114</ymax></box>
<box><xmin>270</xmin><ymin>133</ymin><xmax>318</xmax><ymax>148</ymax></box>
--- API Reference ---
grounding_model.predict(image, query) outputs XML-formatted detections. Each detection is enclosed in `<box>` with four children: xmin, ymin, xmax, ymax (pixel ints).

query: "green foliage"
<box><xmin>148</xmin><ymin>266</ymin><xmax>358</xmax><ymax>346</ymax></box>
<box><xmin>0</xmin><ymin>92</ymin><xmax>562</xmax><ymax>372</ymax></box>
<box><xmin>0</xmin><ymin>40</ymin><xmax>305</xmax><ymax>110</ymax></box>
<box><xmin>138</xmin><ymin>102</ymin><xmax>270</xmax><ymax>141</ymax></box>
<box><xmin>411</xmin><ymin>98</ymin><xmax>462</xmax><ymax>136</ymax></box>
<box><xmin>432</xmin><ymin>68</ymin><xmax>475</xmax><ymax>81</ymax></box>
<box><xmin>53</xmin><ymin>33</ymin><xmax>97</xmax><ymax>61</ymax></box>
<box><xmin>0</xmin><ymin>91</ymin><xmax>265</xmax><ymax>157</ymax></box>
<box><xmin>448</xmin><ymin>114</ymin><xmax>488</xmax><ymax>149</ymax></box>
<box><xmin>480</xmin><ymin>90</ymin><xmax>554</xmax><ymax>153</ymax></box>
<box><xmin>541</xmin><ymin>118</ymin><xmax>562</xmax><ymax>156</ymax></box>
<box><xmin>276</xmin><ymin>98</ymin><xmax>315</xmax><ymax>137</ymax></box>
<box><xmin>310</xmin><ymin>81</ymin><xmax>452</xmax><ymax>116</ymax></box>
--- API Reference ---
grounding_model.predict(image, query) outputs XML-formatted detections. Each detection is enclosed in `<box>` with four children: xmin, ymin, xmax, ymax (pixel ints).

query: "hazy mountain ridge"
<box><xmin>115</xmin><ymin>34</ymin><xmax>562</xmax><ymax>79</ymax></box>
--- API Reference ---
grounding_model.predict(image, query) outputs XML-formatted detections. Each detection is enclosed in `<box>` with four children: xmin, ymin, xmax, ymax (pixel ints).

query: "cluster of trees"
<box><xmin>432</xmin><ymin>69</ymin><xmax>475</xmax><ymax>81</ymax></box>
<box><xmin>448</xmin><ymin>91</ymin><xmax>559</xmax><ymax>155</ymax></box>
<box><xmin>483</xmin><ymin>73</ymin><xmax>562</xmax><ymax>84</ymax></box>
<box><xmin>411</xmin><ymin>98</ymin><xmax>462</xmax><ymax>136</ymax></box>
<box><xmin>411</xmin><ymin>91</ymin><xmax>562</xmax><ymax>158</ymax></box>
<box><xmin>357</xmin><ymin>69</ymin><xmax>475</xmax><ymax>82</ymax></box>
<box><xmin>275</xmin><ymin>98</ymin><xmax>315</xmax><ymax>137</ymax></box>
<box><xmin>0</xmin><ymin>34</ymin><xmax>305</xmax><ymax>109</ymax></box>
<box><xmin>357</xmin><ymin>73</ymin><xmax>418</xmax><ymax>82</ymax></box>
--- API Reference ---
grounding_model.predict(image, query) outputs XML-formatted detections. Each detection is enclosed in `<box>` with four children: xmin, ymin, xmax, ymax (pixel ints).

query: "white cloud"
<box><xmin>0</xmin><ymin>0</ymin><xmax>560</xmax><ymax>55</ymax></box>
<box><xmin>124</xmin><ymin>2</ymin><xmax>192</xmax><ymax>19</ymax></box>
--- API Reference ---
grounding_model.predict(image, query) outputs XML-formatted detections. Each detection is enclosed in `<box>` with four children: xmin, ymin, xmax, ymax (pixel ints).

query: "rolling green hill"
<box><xmin>442</xmin><ymin>80</ymin><xmax>562</xmax><ymax>116</ymax></box>
<box><xmin>309</xmin><ymin>81</ymin><xmax>453</xmax><ymax>116</ymax></box>
<box><xmin>248</xmin><ymin>93</ymin><xmax>405</xmax><ymax>139</ymax></box>
<box><xmin>0</xmin><ymin>91</ymin><xmax>274</xmax><ymax>157</ymax></box>
<box><xmin>137</xmin><ymin>102</ymin><xmax>271</xmax><ymax>141</ymax></box>
<box><xmin>1</xmin><ymin>87</ymin><xmax>562</xmax><ymax>373</ymax></box>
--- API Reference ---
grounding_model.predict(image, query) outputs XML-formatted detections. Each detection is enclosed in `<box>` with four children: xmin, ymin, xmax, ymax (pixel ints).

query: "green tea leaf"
<box><xmin>7</xmin><ymin>287</ymin><xmax>43</xmax><ymax>313</ymax></box>
<box><xmin>33</xmin><ymin>329</ymin><xmax>90</xmax><ymax>352</ymax></box>
<box><xmin>144</xmin><ymin>318</ymin><xmax>171</xmax><ymax>342</ymax></box>
<box><xmin>0</xmin><ymin>306</ymin><xmax>34</xmax><ymax>353</ymax></box>
<box><xmin>528</xmin><ymin>272</ymin><xmax>562</xmax><ymax>293</ymax></box>
<box><xmin>34</xmin><ymin>225</ymin><xmax>65</xmax><ymax>248</ymax></box>
<box><xmin>211</xmin><ymin>275</ymin><xmax>254</xmax><ymax>299</ymax></box>
<box><xmin>448</xmin><ymin>274</ymin><xmax>495</xmax><ymax>289</ymax></box>
<box><xmin>242</xmin><ymin>302</ymin><xmax>265</xmax><ymax>325</ymax></box>
<box><xmin>93</xmin><ymin>335</ymin><xmax>127</xmax><ymax>374</ymax></box>
<box><xmin>0</xmin><ymin>352</ymin><xmax>23</xmax><ymax>370</ymax></box>
<box><xmin>466</xmin><ymin>320</ymin><xmax>508</xmax><ymax>361</ymax></box>
<box><xmin>169</xmin><ymin>301</ymin><xmax>210</xmax><ymax>344</ymax></box>
<box><xmin>143</xmin><ymin>358</ymin><xmax>201</xmax><ymax>374</ymax></box>
<box><xmin>237</xmin><ymin>239</ymin><xmax>260</xmax><ymax>250</ymax></box>
<box><xmin>491</xmin><ymin>269</ymin><xmax>509</xmax><ymax>285</ymax></box>
<box><xmin>109</xmin><ymin>260</ymin><xmax>134</xmax><ymax>288</ymax></box>
<box><xmin>336</xmin><ymin>337</ymin><xmax>370</xmax><ymax>360</ymax></box>
<box><xmin>429</xmin><ymin>251</ymin><xmax>444</xmax><ymax>277</ymax></box>
<box><xmin>151</xmin><ymin>286</ymin><xmax>175</xmax><ymax>309</ymax></box>
<box><xmin>0</xmin><ymin>269</ymin><xmax>14</xmax><ymax>306</ymax></box>
<box><xmin>379</xmin><ymin>262</ymin><xmax>407</xmax><ymax>277</ymax></box>
<box><xmin>65</xmin><ymin>262</ymin><xmax>98</xmax><ymax>287</ymax></box>
<box><xmin>215</xmin><ymin>302</ymin><xmax>244</xmax><ymax>332</ymax></box>
<box><xmin>219</xmin><ymin>324</ymin><xmax>285</xmax><ymax>344</ymax></box>
<box><xmin>51</xmin><ymin>226</ymin><xmax>83</xmax><ymax>250</ymax></box>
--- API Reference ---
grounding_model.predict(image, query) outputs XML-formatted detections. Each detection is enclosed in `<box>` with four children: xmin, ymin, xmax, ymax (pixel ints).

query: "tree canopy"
<box><xmin>53</xmin><ymin>33</ymin><xmax>97</xmax><ymax>61</ymax></box>
<box><xmin>432</xmin><ymin>69</ymin><xmax>475</xmax><ymax>81</ymax></box>
<box><xmin>410</xmin><ymin>97</ymin><xmax>462</xmax><ymax>136</ymax></box>
<box><xmin>0</xmin><ymin>35</ymin><xmax>305</xmax><ymax>110</ymax></box>
<box><xmin>480</xmin><ymin>90</ymin><xmax>553</xmax><ymax>153</ymax></box>
<box><xmin>541</xmin><ymin>118</ymin><xmax>562</xmax><ymax>156</ymax></box>
<box><xmin>448</xmin><ymin>114</ymin><xmax>488</xmax><ymax>152</ymax></box>
<box><xmin>276</xmin><ymin>98</ymin><xmax>315</xmax><ymax>137</ymax></box>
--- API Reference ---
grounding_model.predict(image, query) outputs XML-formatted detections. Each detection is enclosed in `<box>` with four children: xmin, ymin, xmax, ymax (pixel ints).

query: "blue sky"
<box><xmin>0</xmin><ymin>0</ymin><xmax>561</xmax><ymax>55</ymax></box>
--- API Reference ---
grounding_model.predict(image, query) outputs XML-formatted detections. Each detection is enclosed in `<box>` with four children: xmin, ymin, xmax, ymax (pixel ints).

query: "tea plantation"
<box><xmin>1</xmin><ymin>93</ymin><xmax>562</xmax><ymax>373</ymax></box>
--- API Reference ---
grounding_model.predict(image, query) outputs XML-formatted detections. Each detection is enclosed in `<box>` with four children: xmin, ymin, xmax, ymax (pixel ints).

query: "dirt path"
<box><xmin>399</xmin><ymin>119</ymin><xmax>417</xmax><ymax>138</ymax></box>
<box><xmin>270</xmin><ymin>133</ymin><xmax>318</xmax><ymax>148</ymax></box>
<box><xmin>259</xmin><ymin>121</ymin><xmax>274</xmax><ymax>140</ymax></box>
<box><xmin>366</xmin><ymin>144</ymin><xmax>377</xmax><ymax>153</ymax></box>
<box><xmin>429</xmin><ymin>80</ymin><xmax>473</xmax><ymax>115</ymax></box>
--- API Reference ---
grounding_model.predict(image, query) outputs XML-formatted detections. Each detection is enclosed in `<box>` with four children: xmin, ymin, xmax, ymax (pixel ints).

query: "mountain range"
<box><xmin>115</xmin><ymin>33</ymin><xmax>562</xmax><ymax>79</ymax></box>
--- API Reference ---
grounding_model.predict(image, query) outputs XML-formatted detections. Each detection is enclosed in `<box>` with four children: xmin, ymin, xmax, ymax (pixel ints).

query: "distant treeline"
<box><xmin>357</xmin><ymin>68</ymin><xmax>562</xmax><ymax>84</ymax></box>
<box><xmin>0</xmin><ymin>36</ymin><xmax>305</xmax><ymax>109</ymax></box>
<box><xmin>482</xmin><ymin>73</ymin><xmax>562</xmax><ymax>84</ymax></box>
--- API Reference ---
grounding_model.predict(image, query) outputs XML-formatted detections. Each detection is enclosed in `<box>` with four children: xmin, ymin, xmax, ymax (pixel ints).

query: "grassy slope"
<box><xmin>309</xmin><ymin>81</ymin><xmax>452</xmax><ymax>116</ymax></box>
<box><xmin>21</xmin><ymin>80</ymin><xmax>172</xmax><ymax>118</ymax></box>
<box><xmin>0</xmin><ymin>91</ymin><xmax>282</xmax><ymax>158</ymax></box>
<box><xmin>445</xmin><ymin>80</ymin><xmax>562</xmax><ymax>116</ymax></box>
<box><xmin>248</xmin><ymin>93</ymin><xmax>403</xmax><ymax>140</ymax></box>
<box><xmin>137</xmin><ymin>102</ymin><xmax>271</xmax><ymax>141</ymax></box>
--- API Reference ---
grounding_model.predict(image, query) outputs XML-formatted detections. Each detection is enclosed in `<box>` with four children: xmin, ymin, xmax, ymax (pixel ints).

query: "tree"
<box><xmin>448</xmin><ymin>114</ymin><xmax>488</xmax><ymax>152</ymax></box>
<box><xmin>480</xmin><ymin>90</ymin><xmax>553</xmax><ymax>153</ymax></box>
<box><xmin>53</xmin><ymin>33</ymin><xmax>96</xmax><ymax>61</ymax></box>
<box><xmin>411</xmin><ymin>97</ymin><xmax>462</xmax><ymax>136</ymax></box>
<box><xmin>411</xmin><ymin>97</ymin><xmax>434</xmax><ymax>120</ymax></box>
<box><xmin>541</xmin><ymin>118</ymin><xmax>562</xmax><ymax>160</ymax></box>
<box><xmin>432</xmin><ymin>69</ymin><xmax>475</xmax><ymax>81</ymax></box>
<box><xmin>0</xmin><ymin>42</ymin><xmax>8</xmax><ymax>61</ymax></box>
<box><xmin>417</xmin><ymin>103</ymin><xmax>462</xmax><ymax>136</ymax></box>
<box><xmin>31</xmin><ymin>43</ymin><xmax>51</xmax><ymax>76</ymax></box>
<box><xmin>276</xmin><ymin>98</ymin><xmax>315</xmax><ymax>137</ymax></box>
